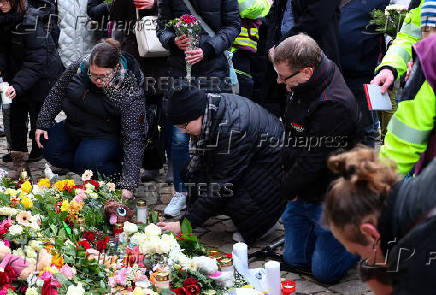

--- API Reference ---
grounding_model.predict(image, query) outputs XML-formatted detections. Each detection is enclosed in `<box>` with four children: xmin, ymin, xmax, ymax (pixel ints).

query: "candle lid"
<box><xmin>136</xmin><ymin>200</ymin><xmax>146</xmax><ymax>207</ymax></box>
<box><xmin>155</xmin><ymin>272</ymin><xmax>169</xmax><ymax>281</ymax></box>
<box><xmin>209</xmin><ymin>249</ymin><xmax>220</xmax><ymax>257</ymax></box>
<box><xmin>202</xmin><ymin>290</ymin><xmax>216</xmax><ymax>295</ymax></box>
<box><xmin>219</xmin><ymin>257</ymin><xmax>233</xmax><ymax>268</ymax></box>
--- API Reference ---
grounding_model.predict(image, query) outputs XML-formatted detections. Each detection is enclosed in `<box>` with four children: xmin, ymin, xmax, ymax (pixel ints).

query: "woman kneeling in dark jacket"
<box><xmin>324</xmin><ymin>146</ymin><xmax>436</xmax><ymax>295</ymax></box>
<box><xmin>36</xmin><ymin>39</ymin><xmax>147</xmax><ymax>199</ymax></box>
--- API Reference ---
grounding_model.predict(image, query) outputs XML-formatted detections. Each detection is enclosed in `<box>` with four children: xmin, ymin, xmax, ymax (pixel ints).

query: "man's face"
<box><xmin>274</xmin><ymin>62</ymin><xmax>312</xmax><ymax>91</ymax></box>
<box><xmin>176</xmin><ymin>115</ymin><xmax>203</xmax><ymax>136</ymax></box>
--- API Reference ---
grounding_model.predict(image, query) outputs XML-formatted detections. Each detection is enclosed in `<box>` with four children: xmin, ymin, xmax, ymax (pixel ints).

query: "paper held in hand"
<box><xmin>0</xmin><ymin>82</ymin><xmax>12</xmax><ymax>104</ymax></box>
<box><xmin>364</xmin><ymin>84</ymin><xmax>393</xmax><ymax>111</ymax></box>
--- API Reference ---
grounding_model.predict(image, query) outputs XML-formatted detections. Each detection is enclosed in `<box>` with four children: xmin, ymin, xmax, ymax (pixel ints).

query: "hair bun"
<box><xmin>102</xmin><ymin>38</ymin><xmax>121</xmax><ymax>56</ymax></box>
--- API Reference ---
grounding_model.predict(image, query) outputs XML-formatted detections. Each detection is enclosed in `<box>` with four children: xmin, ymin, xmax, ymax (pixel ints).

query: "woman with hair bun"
<box><xmin>324</xmin><ymin>145</ymin><xmax>436</xmax><ymax>294</ymax></box>
<box><xmin>35</xmin><ymin>38</ymin><xmax>147</xmax><ymax>199</ymax></box>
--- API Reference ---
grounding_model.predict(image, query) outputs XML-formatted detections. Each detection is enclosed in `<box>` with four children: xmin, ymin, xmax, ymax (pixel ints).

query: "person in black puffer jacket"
<box><xmin>36</xmin><ymin>39</ymin><xmax>147</xmax><ymax>200</ymax></box>
<box><xmin>325</xmin><ymin>146</ymin><xmax>436</xmax><ymax>295</ymax></box>
<box><xmin>157</xmin><ymin>83</ymin><xmax>286</xmax><ymax>244</ymax></box>
<box><xmin>273</xmin><ymin>34</ymin><xmax>363</xmax><ymax>283</ymax></box>
<box><xmin>0</xmin><ymin>0</ymin><xmax>63</xmax><ymax>176</ymax></box>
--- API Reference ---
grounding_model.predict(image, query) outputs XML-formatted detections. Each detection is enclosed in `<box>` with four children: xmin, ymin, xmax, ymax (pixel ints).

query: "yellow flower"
<box><xmin>21</xmin><ymin>181</ymin><xmax>32</xmax><ymax>194</ymax></box>
<box><xmin>61</xmin><ymin>200</ymin><xmax>69</xmax><ymax>212</ymax></box>
<box><xmin>40</xmin><ymin>265</ymin><xmax>58</xmax><ymax>275</ymax></box>
<box><xmin>38</xmin><ymin>178</ymin><xmax>51</xmax><ymax>189</ymax></box>
<box><xmin>54</xmin><ymin>180</ymin><xmax>67</xmax><ymax>191</ymax></box>
<box><xmin>5</xmin><ymin>188</ymin><xmax>18</xmax><ymax>196</ymax></box>
<box><xmin>52</xmin><ymin>253</ymin><xmax>64</xmax><ymax>268</ymax></box>
<box><xmin>21</xmin><ymin>196</ymin><xmax>33</xmax><ymax>209</ymax></box>
<box><xmin>66</xmin><ymin>179</ymin><xmax>75</xmax><ymax>188</ymax></box>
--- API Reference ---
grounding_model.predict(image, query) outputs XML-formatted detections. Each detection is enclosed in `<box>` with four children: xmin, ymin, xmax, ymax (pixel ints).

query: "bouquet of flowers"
<box><xmin>369</xmin><ymin>4</ymin><xmax>409</xmax><ymax>39</ymax></box>
<box><xmin>168</xmin><ymin>14</ymin><xmax>201</xmax><ymax>79</ymax></box>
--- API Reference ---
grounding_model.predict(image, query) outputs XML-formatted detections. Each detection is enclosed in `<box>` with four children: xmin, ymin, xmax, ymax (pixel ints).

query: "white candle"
<box><xmin>232</xmin><ymin>242</ymin><xmax>248</xmax><ymax>269</ymax></box>
<box><xmin>265</xmin><ymin>260</ymin><xmax>280</xmax><ymax>295</ymax></box>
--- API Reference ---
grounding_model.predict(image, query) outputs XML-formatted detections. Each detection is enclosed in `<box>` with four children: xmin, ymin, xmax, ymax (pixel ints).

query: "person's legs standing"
<box><xmin>73</xmin><ymin>137</ymin><xmax>122</xmax><ymax>178</ymax></box>
<box><xmin>28</xmin><ymin>100</ymin><xmax>44</xmax><ymax>161</ymax></box>
<box><xmin>164</xmin><ymin>125</ymin><xmax>190</xmax><ymax>217</ymax></box>
<box><xmin>233</xmin><ymin>50</ymin><xmax>254</xmax><ymax>99</ymax></box>
<box><xmin>42</xmin><ymin>121</ymin><xmax>77</xmax><ymax>171</ymax></box>
<box><xmin>282</xmin><ymin>199</ymin><xmax>316</xmax><ymax>269</ymax></box>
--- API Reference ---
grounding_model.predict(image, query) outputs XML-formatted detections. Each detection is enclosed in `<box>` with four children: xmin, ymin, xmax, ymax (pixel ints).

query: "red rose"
<box><xmin>79</xmin><ymin>240</ymin><xmax>91</xmax><ymax>250</ymax></box>
<box><xmin>90</xmin><ymin>180</ymin><xmax>100</xmax><ymax>189</ymax></box>
<box><xmin>185</xmin><ymin>284</ymin><xmax>200</xmax><ymax>295</ymax></box>
<box><xmin>0</xmin><ymin>265</ymin><xmax>17</xmax><ymax>286</ymax></box>
<box><xmin>83</xmin><ymin>231</ymin><xmax>96</xmax><ymax>243</ymax></box>
<box><xmin>96</xmin><ymin>235</ymin><xmax>109</xmax><ymax>252</ymax></box>
<box><xmin>42</xmin><ymin>278</ymin><xmax>60</xmax><ymax>295</ymax></box>
<box><xmin>183</xmin><ymin>278</ymin><xmax>197</xmax><ymax>286</ymax></box>
<box><xmin>171</xmin><ymin>287</ymin><xmax>188</xmax><ymax>295</ymax></box>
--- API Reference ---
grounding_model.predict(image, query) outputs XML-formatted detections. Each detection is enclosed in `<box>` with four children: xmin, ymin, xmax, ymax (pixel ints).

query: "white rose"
<box><xmin>25</xmin><ymin>245</ymin><xmax>37</xmax><ymax>259</ymax></box>
<box><xmin>66</xmin><ymin>283</ymin><xmax>85</xmax><ymax>295</ymax></box>
<box><xmin>82</xmin><ymin>170</ymin><xmax>93</xmax><ymax>181</ymax></box>
<box><xmin>89</xmin><ymin>192</ymin><xmax>99</xmax><ymax>199</ymax></box>
<box><xmin>155</xmin><ymin>242</ymin><xmax>171</xmax><ymax>254</ymax></box>
<box><xmin>29</xmin><ymin>240</ymin><xmax>43</xmax><ymax>251</ymax></box>
<box><xmin>0</xmin><ymin>207</ymin><xmax>18</xmax><ymax>216</ymax></box>
<box><xmin>85</xmin><ymin>183</ymin><xmax>94</xmax><ymax>192</ymax></box>
<box><xmin>9</xmin><ymin>224</ymin><xmax>23</xmax><ymax>235</ymax></box>
<box><xmin>130</xmin><ymin>233</ymin><xmax>146</xmax><ymax>245</ymax></box>
<box><xmin>192</xmin><ymin>256</ymin><xmax>218</xmax><ymax>275</ymax></box>
<box><xmin>143</xmin><ymin>223</ymin><xmax>161</xmax><ymax>237</ymax></box>
<box><xmin>106</xmin><ymin>182</ymin><xmax>116</xmax><ymax>192</ymax></box>
<box><xmin>124</xmin><ymin>221</ymin><xmax>138</xmax><ymax>235</ymax></box>
<box><xmin>140</xmin><ymin>241</ymin><xmax>155</xmax><ymax>255</ymax></box>
<box><xmin>12</xmin><ymin>248</ymin><xmax>25</xmax><ymax>258</ymax></box>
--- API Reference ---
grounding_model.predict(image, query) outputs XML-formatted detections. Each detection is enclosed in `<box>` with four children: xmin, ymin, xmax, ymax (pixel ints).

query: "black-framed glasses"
<box><xmin>88</xmin><ymin>65</ymin><xmax>118</xmax><ymax>82</ymax></box>
<box><xmin>277</xmin><ymin>69</ymin><xmax>303</xmax><ymax>82</ymax></box>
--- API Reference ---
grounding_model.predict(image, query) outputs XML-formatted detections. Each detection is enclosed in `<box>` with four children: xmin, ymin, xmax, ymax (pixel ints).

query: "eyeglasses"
<box><xmin>277</xmin><ymin>69</ymin><xmax>303</xmax><ymax>82</ymax></box>
<box><xmin>88</xmin><ymin>66</ymin><xmax>118</xmax><ymax>82</ymax></box>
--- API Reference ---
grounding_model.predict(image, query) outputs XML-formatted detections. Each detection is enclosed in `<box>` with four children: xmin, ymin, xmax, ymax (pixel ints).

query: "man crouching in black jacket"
<box><xmin>157</xmin><ymin>83</ymin><xmax>286</xmax><ymax>244</ymax></box>
<box><xmin>273</xmin><ymin>33</ymin><xmax>363</xmax><ymax>284</ymax></box>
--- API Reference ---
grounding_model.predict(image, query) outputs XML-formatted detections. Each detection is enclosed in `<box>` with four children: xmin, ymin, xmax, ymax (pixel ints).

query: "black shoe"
<box><xmin>2</xmin><ymin>153</ymin><xmax>11</xmax><ymax>163</ymax></box>
<box><xmin>27</xmin><ymin>149</ymin><xmax>43</xmax><ymax>162</ymax></box>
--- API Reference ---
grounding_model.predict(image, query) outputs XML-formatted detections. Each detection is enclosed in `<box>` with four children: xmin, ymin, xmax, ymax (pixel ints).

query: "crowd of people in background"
<box><xmin>1</xmin><ymin>0</ymin><xmax>436</xmax><ymax>293</ymax></box>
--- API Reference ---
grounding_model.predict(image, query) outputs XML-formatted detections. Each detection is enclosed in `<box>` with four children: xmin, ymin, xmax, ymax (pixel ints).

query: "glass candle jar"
<box><xmin>113</xmin><ymin>223</ymin><xmax>124</xmax><ymax>239</ymax></box>
<box><xmin>282</xmin><ymin>280</ymin><xmax>296</xmax><ymax>295</ymax></box>
<box><xmin>155</xmin><ymin>272</ymin><xmax>170</xmax><ymax>290</ymax></box>
<box><xmin>136</xmin><ymin>200</ymin><xmax>147</xmax><ymax>224</ymax></box>
<box><xmin>219</xmin><ymin>257</ymin><xmax>234</xmax><ymax>274</ymax></box>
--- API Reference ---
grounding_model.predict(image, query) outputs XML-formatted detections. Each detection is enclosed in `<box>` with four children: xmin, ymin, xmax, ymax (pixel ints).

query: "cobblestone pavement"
<box><xmin>0</xmin><ymin>112</ymin><xmax>373</xmax><ymax>294</ymax></box>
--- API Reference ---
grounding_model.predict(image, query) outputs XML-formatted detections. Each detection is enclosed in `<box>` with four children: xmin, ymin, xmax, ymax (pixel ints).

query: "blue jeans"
<box><xmin>282</xmin><ymin>199</ymin><xmax>359</xmax><ymax>284</ymax></box>
<box><xmin>42</xmin><ymin>121</ymin><xmax>122</xmax><ymax>177</ymax></box>
<box><xmin>165</xmin><ymin>124</ymin><xmax>189</xmax><ymax>192</ymax></box>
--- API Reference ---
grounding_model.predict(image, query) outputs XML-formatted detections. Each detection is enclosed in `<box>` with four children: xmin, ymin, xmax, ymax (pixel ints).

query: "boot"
<box><xmin>9</xmin><ymin>151</ymin><xmax>30</xmax><ymax>180</ymax></box>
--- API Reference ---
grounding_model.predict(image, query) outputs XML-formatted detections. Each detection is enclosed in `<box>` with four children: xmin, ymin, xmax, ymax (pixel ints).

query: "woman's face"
<box><xmin>177</xmin><ymin>115</ymin><xmax>203</xmax><ymax>136</ymax></box>
<box><xmin>0</xmin><ymin>0</ymin><xmax>12</xmax><ymax>13</ymax></box>
<box><xmin>88</xmin><ymin>63</ymin><xmax>118</xmax><ymax>88</ymax></box>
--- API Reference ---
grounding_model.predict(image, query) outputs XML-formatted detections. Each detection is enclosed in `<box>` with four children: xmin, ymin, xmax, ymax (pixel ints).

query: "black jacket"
<box><xmin>157</xmin><ymin>0</ymin><xmax>240</xmax><ymax>79</ymax></box>
<box><xmin>87</xmin><ymin>0</ymin><xmax>111</xmax><ymax>39</ymax></box>
<box><xmin>182</xmin><ymin>94</ymin><xmax>286</xmax><ymax>244</ymax></box>
<box><xmin>0</xmin><ymin>8</ymin><xmax>63</xmax><ymax>101</ymax></box>
<box><xmin>378</xmin><ymin>158</ymin><xmax>436</xmax><ymax>294</ymax></box>
<box><xmin>281</xmin><ymin>55</ymin><xmax>363</xmax><ymax>203</ymax></box>
<box><xmin>265</xmin><ymin>0</ymin><xmax>341</xmax><ymax>66</ymax></box>
<box><xmin>37</xmin><ymin>53</ymin><xmax>147</xmax><ymax>190</ymax></box>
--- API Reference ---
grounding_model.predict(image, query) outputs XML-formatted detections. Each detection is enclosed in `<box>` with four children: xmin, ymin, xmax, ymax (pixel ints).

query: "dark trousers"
<box><xmin>9</xmin><ymin>97</ymin><xmax>42</xmax><ymax>152</ymax></box>
<box><xmin>42</xmin><ymin>121</ymin><xmax>122</xmax><ymax>177</ymax></box>
<box><xmin>344</xmin><ymin>76</ymin><xmax>376</xmax><ymax>147</ymax></box>
<box><xmin>233</xmin><ymin>50</ymin><xmax>255</xmax><ymax>99</ymax></box>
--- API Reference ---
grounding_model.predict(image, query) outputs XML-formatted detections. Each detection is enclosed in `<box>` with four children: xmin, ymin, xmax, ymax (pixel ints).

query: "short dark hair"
<box><xmin>90</xmin><ymin>38</ymin><xmax>121</xmax><ymax>68</ymax></box>
<box><xmin>273</xmin><ymin>33</ymin><xmax>322</xmax><ymax>70</ymax></box>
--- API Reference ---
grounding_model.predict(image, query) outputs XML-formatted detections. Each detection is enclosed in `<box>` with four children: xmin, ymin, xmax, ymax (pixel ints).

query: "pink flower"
<box><xmin>39</xmin><ymin>271</ymin><xmax>53</xmax><ymax>281</ymax></box>
<box><xmin>60</xmin><ymin>264</ymin><xmax>74</xmax><ymax>280</ymax></box>
<box><xmin>73</xmin><ymin>191</ymin><xmax>86</xmax><ymax>204</ymax></box>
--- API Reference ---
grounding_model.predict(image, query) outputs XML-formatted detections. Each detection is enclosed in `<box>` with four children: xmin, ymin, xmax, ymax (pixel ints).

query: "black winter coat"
<box><xmin>87</xmin><ymin>0</ymin><xmax>111</xmax><ymax>39</ymax></box>
<box><xmin>0</xmin><ymin>8</ymin><xmax>63</xmax><ymax>101</ymax></box>
<box><xmin>157</xmin><ymin>0</ymin><xmax>240</xmax><ymax>79</ymax></box>
<box><xmin>265</xmin><ymin>0</ymin><xmax>341</xmax><ymax>66</ymax></box>
<box><xmin>281</xmin><ymin>55</ymin><xmax>363</xmax><ymax>203</ymax></box>
<box><xmin>377</xmin><ymin>158</ymin><xmax>436</xmax><ymax>294</ymax></box>
<box><xmin>181</xmin><ymin>93</ymin><xmax>286</xmax><ymax>244</ymax></box>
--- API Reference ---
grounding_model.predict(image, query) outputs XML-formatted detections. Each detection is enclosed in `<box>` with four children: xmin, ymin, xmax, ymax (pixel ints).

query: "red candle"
<box><xmin>113</xmin><ymin>223</ymin><xmax>124</xmax><ymax>238</ymax></box>
<box><xmin>282</xmin><ymin>280</ymin><xmax>296</xmax><ymax>295</ymax></box>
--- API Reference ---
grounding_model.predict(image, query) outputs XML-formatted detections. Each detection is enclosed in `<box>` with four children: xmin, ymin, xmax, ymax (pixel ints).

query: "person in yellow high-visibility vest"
<box><xmin>232</xmin><ymin>0</ymin><xmax>270</xmax><ymax>99</ymax></box>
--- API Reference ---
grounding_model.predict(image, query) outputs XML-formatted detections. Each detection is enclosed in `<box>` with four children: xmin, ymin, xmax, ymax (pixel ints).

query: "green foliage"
<box><xmin>173</xmin><ymin>219</ymin><xmax>208</xmax><ymax>258</ymax></box>
<box><xmin>370</xmin><ymin>8</ymin><xmax>408</xmax><ymax>39</ymax></box>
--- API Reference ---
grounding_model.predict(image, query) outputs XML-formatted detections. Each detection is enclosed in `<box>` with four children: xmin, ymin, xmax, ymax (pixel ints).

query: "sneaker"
<box><xmin>2</xmin><ymin>153</ymin><xmax>11</xmax><ymax>163</ymax></box>
<box><xmin>232</xmin><ymin>232</ymin><xmax>245</xmax><ymax>243</ymax></box>
<box><xmin>163</xmin><ymin>192</ymin><xmax>187</xmax><ymax>217</ymax></box>
<box><xmin>141</xmin><ymin>169</ymin><xmax>160</xmax><ymax>181</ymax></box>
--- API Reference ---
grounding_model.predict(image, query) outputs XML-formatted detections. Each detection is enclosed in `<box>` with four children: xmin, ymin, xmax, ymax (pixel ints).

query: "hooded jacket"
<box><xmin>181</xmin><ymin>93</ymin><xmax>286</xmax><ymax>244</ymax></box>
<box><xmin>37</xmin><ymin>53</ymin><xmax>147</xmax><ymax>190</ymax></box>
<box><xmin>281</xmin><ymin>55</ymin><xmax>363</xmax><ymax>203</ymax></box>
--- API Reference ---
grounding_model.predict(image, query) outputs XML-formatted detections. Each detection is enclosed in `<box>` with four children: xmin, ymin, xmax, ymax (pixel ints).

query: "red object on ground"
<box><xmin>282</xmin><ymin>280</ymin><xmax>296</xmax><ymax>294</ymax></box>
